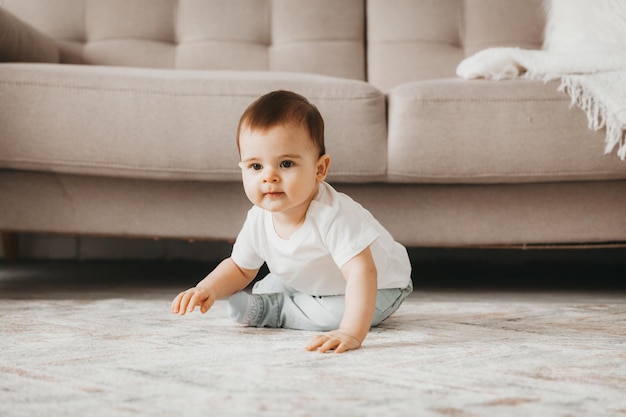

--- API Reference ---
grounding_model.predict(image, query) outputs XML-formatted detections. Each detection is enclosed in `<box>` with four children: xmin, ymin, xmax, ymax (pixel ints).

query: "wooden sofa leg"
<box><xmin>2</xmin><ymin>233</ymin><xmax>19</xmax><ymax>262</ymax></box>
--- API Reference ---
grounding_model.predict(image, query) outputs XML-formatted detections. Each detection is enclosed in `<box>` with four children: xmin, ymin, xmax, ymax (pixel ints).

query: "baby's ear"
<box><xmin>316</xmin><ymin>155</ymin><xmax>331</xmax><ymax>181</ymax></box>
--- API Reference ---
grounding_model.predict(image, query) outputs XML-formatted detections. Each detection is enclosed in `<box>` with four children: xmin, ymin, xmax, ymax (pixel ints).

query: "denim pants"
<box><xmin>244</xmin><ymin>274</ymin><xmax>413</xmax><ymax>331</ymax></box>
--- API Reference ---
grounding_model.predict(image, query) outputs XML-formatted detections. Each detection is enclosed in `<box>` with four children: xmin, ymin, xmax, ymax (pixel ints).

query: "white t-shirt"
<box><xmin>231</xmin><ymin>182</ymin><xmax>412</xmax><ymax>296</ymax></box>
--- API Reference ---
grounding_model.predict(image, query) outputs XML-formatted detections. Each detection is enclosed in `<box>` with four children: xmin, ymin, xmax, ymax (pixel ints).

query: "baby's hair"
<box><xmin>236</xmin><ymin>90</ymin><xmax>325</xmax><ymax>157</ymax></box>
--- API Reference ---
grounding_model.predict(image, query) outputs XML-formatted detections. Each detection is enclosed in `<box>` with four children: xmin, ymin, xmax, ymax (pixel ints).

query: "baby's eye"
<box><xmin>280</xmin><ymin>160</ymin><xmax>294</xmax><ymax>168</ymax></box>
<box><xmin>250</xmin><ymin>163</ymin><xmax>262</xmax><ymax>171</ymax></box>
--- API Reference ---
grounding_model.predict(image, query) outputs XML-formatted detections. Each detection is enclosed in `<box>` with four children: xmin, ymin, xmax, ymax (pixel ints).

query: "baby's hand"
<box><xmin>171</xmin><ymin>286</ymin><xmax>216</xmax><ymax>315</ymax></box>
<box><xmin>305</xmin><ymin>330</ymin><xmax>362</xmax><ymax>354</ymax></box>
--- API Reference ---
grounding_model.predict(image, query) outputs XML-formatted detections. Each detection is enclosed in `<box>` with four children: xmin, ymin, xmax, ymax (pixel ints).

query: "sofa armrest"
<box><xmin>0</xmin><ymin>7</ymin><xmax>59</xmax><ymax>63</ymax></box>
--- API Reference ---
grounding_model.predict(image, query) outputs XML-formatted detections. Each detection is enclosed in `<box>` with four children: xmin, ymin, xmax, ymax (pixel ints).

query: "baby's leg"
<box><xmin>228</xmin><ymin>274</ymin><xmax>343</xmax><ymax>331</ymax></box>
<box><xmin>254</xmin><ymin>274</ymin><xmax>345</xmax><ymax>330</ymax></box>
<box><xmin>251</xmin><ymin>273</ymin><xmax>296</xmax><ymax>296</ymax></box>
<box><xmin>227</xmin><ymin>274</ymin><xmax>413</xmax><ymax>331</ymax></box>
<box><xmin>371</xmin><ymin>279</ymin><xmax>413</xmax><ymax>326</ymax></box>
<box><xmin>228</xmin><ymin>291</ymin><xmax>344</xmax><ymax>331</ymax></box>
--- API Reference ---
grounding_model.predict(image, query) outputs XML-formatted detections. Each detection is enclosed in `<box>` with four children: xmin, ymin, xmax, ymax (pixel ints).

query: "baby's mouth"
<box><xmin>264</xmin><ymin>191</ymin><xmax>284</xmax><ymax>199</ymax></box>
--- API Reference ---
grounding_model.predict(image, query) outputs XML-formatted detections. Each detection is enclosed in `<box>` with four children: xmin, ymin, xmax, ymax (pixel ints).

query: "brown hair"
<box><xmin>236</xmin><ymin>90</ymin><xmax>325</xmax><ymax>157</ymax></box>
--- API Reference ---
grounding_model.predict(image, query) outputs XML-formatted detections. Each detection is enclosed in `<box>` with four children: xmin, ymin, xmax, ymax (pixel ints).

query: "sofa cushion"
<box><xmin>0</xmin><ymin>63</ymin><xmax>386</xmax><ymax>183</ymax></box>
<box><xmin>0</xmin><ymin>7</ymin><xmax>59</xmax><ymax>63</ymax></box>
<box><xmin>367</xmin><ymin>0</ymin><xmax>544</xmax><ymax>91</ymax></box>
<box><xmin>387</xmin><ymin>79</ymin><xmax>626</xmax><ymax>184</ymax></box>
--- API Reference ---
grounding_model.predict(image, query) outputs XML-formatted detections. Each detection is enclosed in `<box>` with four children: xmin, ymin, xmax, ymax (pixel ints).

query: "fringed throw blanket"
<box><xmin>457</xmin><ymin>47</ymin><xmax>626</xmax><ymax>160</ymax></box>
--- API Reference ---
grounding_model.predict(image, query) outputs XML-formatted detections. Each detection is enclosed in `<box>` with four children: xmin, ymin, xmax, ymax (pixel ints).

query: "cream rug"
<box><xmin>1</xmin><ymin>276</ymin><xmax>625</xmax><ymax>417</ymax></box>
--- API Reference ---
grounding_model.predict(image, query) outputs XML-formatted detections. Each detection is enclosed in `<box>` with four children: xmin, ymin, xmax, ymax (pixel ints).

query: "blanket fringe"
<box><xmin>559</xmin><ymin>77</ymin><xmax>626</xmax><ymax>160</ymax></box>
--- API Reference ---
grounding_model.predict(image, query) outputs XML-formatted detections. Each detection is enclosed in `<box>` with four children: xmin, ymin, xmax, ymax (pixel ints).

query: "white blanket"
<box><xmin>456</xmin><ymin>47</ymin><xmax>626</xmax><ymax>160</ymax></box>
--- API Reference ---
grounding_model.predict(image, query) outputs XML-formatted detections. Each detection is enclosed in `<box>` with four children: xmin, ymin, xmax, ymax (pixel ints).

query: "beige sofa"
<box><xmin>1</xmin><ymin>0</ymin><xmax>626</xmax><ymax>254</ymax></box>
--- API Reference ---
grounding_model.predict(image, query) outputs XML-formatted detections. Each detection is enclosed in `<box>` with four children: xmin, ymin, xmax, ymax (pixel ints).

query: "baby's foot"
<box><xmin>227</xmin><ymin>292</ymin><xmax>261</xmax><ymax>326</ymax></box>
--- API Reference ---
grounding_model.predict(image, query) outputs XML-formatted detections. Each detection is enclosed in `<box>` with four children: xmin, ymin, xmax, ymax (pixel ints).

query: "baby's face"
<box><xmin>238</xmin><ymin>124</ymin><xmax>329</xmax><ymax>222</ymax></box>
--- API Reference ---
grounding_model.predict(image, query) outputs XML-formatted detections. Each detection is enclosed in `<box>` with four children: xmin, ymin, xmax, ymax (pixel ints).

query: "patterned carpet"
<box><xmin>1</xmin><ymin>261</ymin><xmax>625</xmax><ymax>417</ymax></box>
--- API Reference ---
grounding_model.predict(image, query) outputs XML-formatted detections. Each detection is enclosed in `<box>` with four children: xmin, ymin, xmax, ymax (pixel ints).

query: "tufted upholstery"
<box><xmin>2</xmin><ymin>0</ymin><xmax>548</xmax><ymax>89</ymax></box>
<box><xmin>367</xmin><ymin>0</ymin><xmax>545</xmax><ymax>90</ymax></box>
<box><xmin>2</xmin><ymin>0</ymin><xmax>365</xmax><ymax>80</ymax></box>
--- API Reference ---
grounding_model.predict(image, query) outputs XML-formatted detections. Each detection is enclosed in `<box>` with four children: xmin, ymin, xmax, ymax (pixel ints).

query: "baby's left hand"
<box><xmin>306</xmin><ymin>330</ymin><xmax>362</xmax><ymax>354</ymax></box>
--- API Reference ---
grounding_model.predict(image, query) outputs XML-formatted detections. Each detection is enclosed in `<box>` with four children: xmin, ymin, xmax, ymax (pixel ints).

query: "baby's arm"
<box><xmin>171</xmin><ymin>257</ymin><xmax>258</xmax><ymax>315</ymax></box>
<box><xmin>306</xmin><ymin>247</ymin><xmax>377</xmax><ymax>353</ymax></box>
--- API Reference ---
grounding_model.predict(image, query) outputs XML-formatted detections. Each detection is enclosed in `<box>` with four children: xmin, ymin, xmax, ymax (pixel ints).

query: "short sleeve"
<box><xmin>231</xmin><ymin>208</ymin><xmax>265</xmax><ymax>270</ymax></box>
<box><xmin>319</xmin><ymin>199</ymin><xmax>380</xmax><ymax>268</ymax></box>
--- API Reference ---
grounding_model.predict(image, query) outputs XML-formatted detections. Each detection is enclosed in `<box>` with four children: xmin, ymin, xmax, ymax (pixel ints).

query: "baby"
<box><xmin>171</xmin><ymin>90</ymin><xmax>412</xmax><ymax>353</ymax></box>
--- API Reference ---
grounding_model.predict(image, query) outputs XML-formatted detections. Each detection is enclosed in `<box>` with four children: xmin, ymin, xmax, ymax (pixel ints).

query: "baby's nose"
<box><xmin>262</xmin><ymin>167</ymin><xmax>279</xmax><ymax>182</ymax></box>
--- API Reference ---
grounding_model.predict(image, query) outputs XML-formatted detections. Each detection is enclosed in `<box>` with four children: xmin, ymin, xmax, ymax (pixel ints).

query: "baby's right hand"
<box><xmin>171</xmin><ymin>286</ymin><xmax>216</xmax><ymax>315</ymax></box>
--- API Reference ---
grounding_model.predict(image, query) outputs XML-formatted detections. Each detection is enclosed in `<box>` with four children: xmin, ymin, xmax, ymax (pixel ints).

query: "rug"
<box><xmin>1</xmin><ymin>288</ymin><xmax>625</xmax><ymax>417</ymax></box>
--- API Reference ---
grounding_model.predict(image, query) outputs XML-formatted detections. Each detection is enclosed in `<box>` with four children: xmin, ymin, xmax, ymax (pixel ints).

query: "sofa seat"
<box><xmin>0</xmin><ymin>63</ymin><xmax>386</xmax><ymax>183</ymax></box>
<box><xmin>387</xmin><ymin>79</ymin><xmax>626</xmax><ymax>184</ymax></box>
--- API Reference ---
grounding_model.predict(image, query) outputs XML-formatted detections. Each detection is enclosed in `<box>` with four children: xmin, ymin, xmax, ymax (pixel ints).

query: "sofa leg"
<box><xmin>2</xmin><ymin>233</ymin><xmax>18</xmax><ymax>262</ymax></box>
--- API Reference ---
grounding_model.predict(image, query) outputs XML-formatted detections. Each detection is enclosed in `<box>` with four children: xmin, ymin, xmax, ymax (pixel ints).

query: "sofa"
<box><xmin>1</xmin><ymin>0</ymin><xmax>626</xmax><ymax>256</ymax></box>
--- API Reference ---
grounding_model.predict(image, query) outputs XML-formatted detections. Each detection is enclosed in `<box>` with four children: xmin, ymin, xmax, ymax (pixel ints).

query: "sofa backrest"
<box><xmin>1</xmin><ymin>0</ymin><xmax>365</xmax><ymax>80</ymax></box>
<box><xmin>367</xmin><ymin>0</ymin><xmax>545</xmax><ymax>91</ymax></box>
<box><xmin>3</xmin><ymin>0</ymin><xmax>547</xmax><ymax>90</ymax></box>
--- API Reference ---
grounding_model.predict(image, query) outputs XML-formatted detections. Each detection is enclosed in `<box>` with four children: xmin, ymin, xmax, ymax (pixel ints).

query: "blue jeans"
<box><xmin>241</xmin><ymin>274</ymin><xmax>413</xmax><ymax>331</ymax></box>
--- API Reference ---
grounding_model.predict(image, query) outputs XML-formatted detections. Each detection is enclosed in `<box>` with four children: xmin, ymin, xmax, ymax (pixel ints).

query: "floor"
<box><xmin>1</xmin><ymin>249</ymin><xmax>625</xmax><ymax>417</ymax></box>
